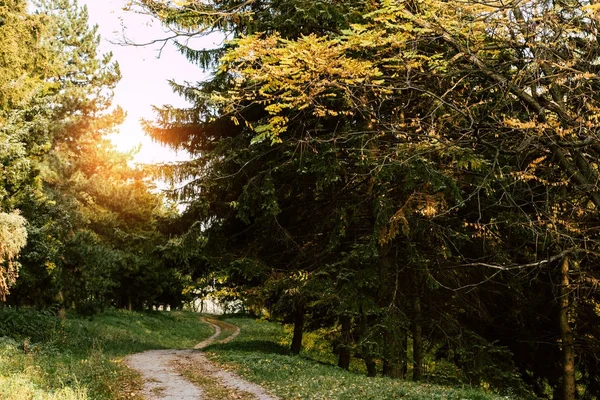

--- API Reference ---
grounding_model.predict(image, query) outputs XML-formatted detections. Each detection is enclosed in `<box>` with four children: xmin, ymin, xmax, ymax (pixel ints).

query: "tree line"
<box><xmin>0</xmin><ymin>0</ymin><xmax>194</xmax><ymax>313</ymax></box>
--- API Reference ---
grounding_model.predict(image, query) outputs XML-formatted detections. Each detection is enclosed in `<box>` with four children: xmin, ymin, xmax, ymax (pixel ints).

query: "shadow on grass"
<box><xmin>205</xmin><ymin>339</ymin><xmax>290</xmax><ymax>355</ymax></box>
<box><xmin>300</xmin><ymin>354</ymin><xmax>338</xmax><ymax>368</ymax></box>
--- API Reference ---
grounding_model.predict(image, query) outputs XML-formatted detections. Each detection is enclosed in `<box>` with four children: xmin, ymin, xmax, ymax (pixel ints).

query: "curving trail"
<box><xmin>124</xmin><ymin>316</ymin><xmax>275</xmax><ymax>400</ymax></box>
<box><xmin>193</xmin><ymin>316</ymin><xmax>240</xmax><ymax>349</ymax></box>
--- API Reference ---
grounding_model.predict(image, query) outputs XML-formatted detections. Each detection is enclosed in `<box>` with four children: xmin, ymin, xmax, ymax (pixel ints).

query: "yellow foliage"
<box><xmin>222</xmin><ymin>33</ymin><xmax>382</xmax><ymax>143</ymax></box>
<box><xmin>503</xmin><ymin>118</ymin><xmax>539</xmax><ymax>130</ymax></box>
<box><xmin>0</xmin><ymin>211</ymin><xmax>27</xmax><ymax>300</ymax></box>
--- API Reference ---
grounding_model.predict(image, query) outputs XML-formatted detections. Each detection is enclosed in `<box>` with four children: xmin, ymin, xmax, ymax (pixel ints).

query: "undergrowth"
<box><xmin>205</xmin><ymin>316</ymin><xmax>512</xmax><ymax>400</ymax></box>
<box><xmin>0</xmin><ymin>308</ymin><xmax>212</xmax><ymax>399</ymax></box>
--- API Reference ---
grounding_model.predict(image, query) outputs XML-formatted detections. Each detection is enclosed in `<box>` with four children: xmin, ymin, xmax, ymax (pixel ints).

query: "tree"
<box><xmin>0</xmin><ymin>0</ymin><xmax>55</xmax><ymax>299</ymax></box>
<box><xmin>135</xmin><ymin>0</ymin><xmax>375</xmax><ymax>352</ymax></box>
<box><xmin>3</xmin><ymin>0</ymin><xmax>180</xmax><ymax>313</ymax></box>
<box><xmin>138</xmin><ymin>0</ymin><xmax>600</xmax><ymax>396</ymax></box>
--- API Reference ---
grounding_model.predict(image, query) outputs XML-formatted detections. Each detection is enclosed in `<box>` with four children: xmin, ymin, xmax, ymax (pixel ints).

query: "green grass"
<box><xmin>0</xmin><ymin>309</ymin><xmax>515</xmax><ymax>399</ymax></box>
<box><xmin>205</xmin><ymin>316</ymin><xmax>511</xmax><ymax>400</ymax></box>
<box><xmin>0</xmin><ymin>308</ymin><xmax>213</xmax><ymax>400</ymax></box>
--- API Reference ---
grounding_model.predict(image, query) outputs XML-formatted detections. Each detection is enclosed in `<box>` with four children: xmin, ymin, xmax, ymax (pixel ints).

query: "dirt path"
<box><xmin>124</xmin><ymin>317</ymin><xmax>276</xmax><ymax>400</ymax></box>
<box><xmin>126</xmin><ymin>349</ymin><xmax>203</xmax><ymax>400</ymax></box>
<box><xmin>193</xmin><ymin>316</ymin><xmax>240</xmax><ymax>349</ymax></box>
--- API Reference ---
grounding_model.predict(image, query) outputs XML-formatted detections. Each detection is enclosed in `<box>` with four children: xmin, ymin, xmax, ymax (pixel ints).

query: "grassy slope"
<box><xmin>0</xmin><ymin>309</ymin><xmax>213</xmax><ymax>400</ymax></box>
<box><xmin>206</xmin><ymin>317</ymin><xmax>509</xmax><ymax>400</ymax></box>
<box><xmin>1</xmin><ymin>310</ymin><xmax>512</xmax><ymax>400</ymax></box>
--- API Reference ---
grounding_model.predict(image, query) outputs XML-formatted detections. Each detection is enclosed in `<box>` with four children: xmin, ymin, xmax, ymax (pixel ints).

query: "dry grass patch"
<box><xmin>174</xmin><ymin>352</ymin><xmax>255</xmax><ymax>400</ymax></box>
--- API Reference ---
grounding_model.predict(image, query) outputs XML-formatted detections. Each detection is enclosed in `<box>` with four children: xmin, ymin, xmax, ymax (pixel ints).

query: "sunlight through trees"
<box><xmin>3</xmin><ymin>0</ymin><xmax>600</xmax><ymax>398</ymax></box>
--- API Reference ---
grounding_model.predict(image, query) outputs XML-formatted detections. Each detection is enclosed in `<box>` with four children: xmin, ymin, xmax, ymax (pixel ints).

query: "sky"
<box><xmin>78</xmin><ymin>0</ymin><xmax>218</xmax><ymax>164</ymax></box>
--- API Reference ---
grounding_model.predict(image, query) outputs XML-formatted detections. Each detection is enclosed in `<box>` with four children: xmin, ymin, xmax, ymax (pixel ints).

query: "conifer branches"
<box><xmin>140</xmin><ymin>0</ymin><xmax>600</xmax><ymax>394</ymax></box>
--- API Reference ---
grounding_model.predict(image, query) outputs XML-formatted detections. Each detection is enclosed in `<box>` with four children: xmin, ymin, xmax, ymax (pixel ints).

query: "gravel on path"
<box><xmin>126</xmin><ymin>349</ymin><xmax>203</xmax><ymax>400</ymax></box>
<box><xmin>124</xmin><ymin>317</ymin><xmax>277</xmax><ymax>400</ymax></box>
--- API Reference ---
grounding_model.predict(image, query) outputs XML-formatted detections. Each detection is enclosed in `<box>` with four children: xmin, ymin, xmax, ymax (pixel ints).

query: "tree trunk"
<box><xmin>338</xmin><ymin>313</ymin><xmax>351</xmax><ymax>370</ymax></box>
<box><xmin>379</xmin><ymin>243</ymin><xmax>406</xmax><ymax>378</ymax></box>
<box><xmin>382</xmin><ymin>324</ymin><xmax>407</xmax><ymax>379</ymax></box>
<box><xmin>382</xmin><ymin>332</ymin><xmax>397</xmax><ymax>378</ymax></box>
<box><xmin>383</xmin><ymin>357</ymin><xmax>402</xmax><ymax>378</ymax></box>
<box><xmin>338</xmin><ymin>345</ymin><xmax>351</xmax><ymax>370</ymax></box>
<box><xmin>383</xmin><ymin>357</ymin><xmax>390</xmax><ymax>376</ymax></box>
<box><xmin>56</xmin><ymin>289</ymin><xmax>66</xmax><ymax>342</ymax></box>
<box><xmin>412</xmin><ymin>295</ymin><xmax>423</xmax><ymax>381</ymax></box>
<box><xmin>365</xmin><ymin>353</ymin><xmax>377</xmax><ymax>377</ymax></box>
<box><xmin>559</xmin><ymin>257</ymin><xmax>575</xmax><ymax>400</ymax></box>
<box><xmin>290</xmin><ymin>307</ymin><xmax>304</xmax><ymax>355</ymax></box>
<box><xmin>358</xmin><ymin>307</ymin><xmax>377</xmax><ymax>377</ymax></box>
<box><xmin>401</xmin><ymin>329</ymin><xmax>408</xmax><ymax>379</ymax></box>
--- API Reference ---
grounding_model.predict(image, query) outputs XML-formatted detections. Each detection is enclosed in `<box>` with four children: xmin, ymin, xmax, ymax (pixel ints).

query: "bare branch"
<box><xmin>456</xmin><ymin>249</ymin><xmax>600</xmax><ymax>271</ymax></box>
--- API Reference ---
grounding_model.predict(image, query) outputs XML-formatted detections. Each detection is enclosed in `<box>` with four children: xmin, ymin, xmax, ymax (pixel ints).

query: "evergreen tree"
<box><xmin>136</xmin><ymin>0</ymin><xmax>600</xmax><ymax>396</ymax></box>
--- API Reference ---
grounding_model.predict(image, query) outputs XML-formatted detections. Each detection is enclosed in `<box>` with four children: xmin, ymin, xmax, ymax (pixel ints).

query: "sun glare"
<box><xmin>79</xmin><ymin>0</ymin><xmax>213</xmax><ymax>165</ymax></box>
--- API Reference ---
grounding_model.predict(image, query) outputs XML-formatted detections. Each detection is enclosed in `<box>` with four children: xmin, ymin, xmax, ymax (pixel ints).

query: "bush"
<box><xmin>0</xmin><ymin>307</ymin><xmax>60</xmax><ymax>343</ymax></box>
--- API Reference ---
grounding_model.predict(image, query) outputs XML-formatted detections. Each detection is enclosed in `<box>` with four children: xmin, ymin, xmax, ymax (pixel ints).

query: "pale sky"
<box><xmin>78</xmin><ymin>0</ymin><xmax>218</xmax><ymax>164</ymax></box>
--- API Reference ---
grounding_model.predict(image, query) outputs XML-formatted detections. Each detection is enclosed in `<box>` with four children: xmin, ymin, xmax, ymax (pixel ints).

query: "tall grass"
<box><xmin>0</xmin><ymin>308</ymin><xmax>212</xmax><ymax>399</ymax></box>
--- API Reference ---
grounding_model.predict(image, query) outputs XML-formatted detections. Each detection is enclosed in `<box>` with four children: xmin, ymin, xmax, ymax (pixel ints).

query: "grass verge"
<box><xmin>0</xmin><ymin>308</ymin><xmax>213</xmax><ymax>400</ymax></box>
<box><xmin>205</xmin><ymin>316</ymin><xmax>510</xmax><ymax>400</ymax></box>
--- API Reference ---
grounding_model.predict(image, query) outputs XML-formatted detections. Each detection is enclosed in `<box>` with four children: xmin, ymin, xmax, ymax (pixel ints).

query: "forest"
<box><xmin>2</xmin><ymin>0</ymin><xmax>600</xmax><ymax>399</ymax></box>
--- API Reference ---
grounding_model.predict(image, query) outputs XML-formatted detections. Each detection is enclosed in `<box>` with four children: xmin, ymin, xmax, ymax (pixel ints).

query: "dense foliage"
<box><xmin>0</xmin><ymin>0</ymin><xmax>189</xmax><ymax>312</ymax></box>
<box><xmin>134</xmin><ymin>0</ymin><xmax>600</xmax><ymax>398</ymax></box>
